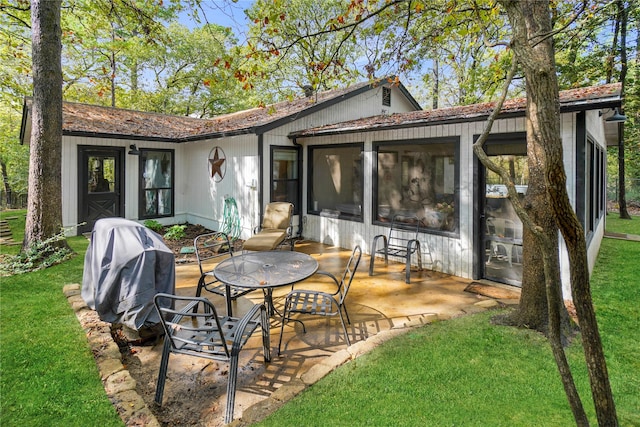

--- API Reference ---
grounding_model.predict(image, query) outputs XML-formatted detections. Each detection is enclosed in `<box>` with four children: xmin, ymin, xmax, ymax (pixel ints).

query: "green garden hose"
<box><xmin>221</xmin><ymin>196</ymin><xmax>241</xmax><ymax>241</ymax></box>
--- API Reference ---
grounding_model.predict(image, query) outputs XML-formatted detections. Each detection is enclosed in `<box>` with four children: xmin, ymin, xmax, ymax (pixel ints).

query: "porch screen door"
<box><xmin>78</xmin><ymin>146</ymin><xmax>124</xmax><ymax>235</ymax></box>
<box><xmin>480</xmin><ymin>137</ymin><xmax>527</xmax><ymax>287</ymax></box>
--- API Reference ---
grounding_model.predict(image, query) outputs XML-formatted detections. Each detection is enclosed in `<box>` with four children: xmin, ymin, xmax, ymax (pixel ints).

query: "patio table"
<box><xmin>214</xmin><ymin>250</ymin><xmax>318</xmax><ymax>317</ymax></box>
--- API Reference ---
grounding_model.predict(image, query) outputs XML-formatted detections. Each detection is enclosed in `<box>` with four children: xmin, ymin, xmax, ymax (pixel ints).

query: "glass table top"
<box><xmin>214</xmin><ymin>251</ymin><xmax>318</xmax><ymax>289</ymax></box>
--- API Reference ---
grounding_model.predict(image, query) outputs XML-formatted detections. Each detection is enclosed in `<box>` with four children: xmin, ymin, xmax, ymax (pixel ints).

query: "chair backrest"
<box><xmin>261</xmin><ymin>202</ymin><xmax>293</xmax><ymax>230</ymax></box>
<box><xmin>486</xmin><ymin>217</ymin><xmax>496</xmax><ymax>235</ymax></box>
<box><xmin>503</xmin><ymin>218</ymin><xmax>519</xmax><ymax>239</ymax></box>
<box><xmin>387</xmin><ymin>215</ymin><xmax>422</xmax><ymax>249</ymax></box>
<box><xmin>194</xmin><ymin>232</ymin><xmax>233</xmax><ymax>276</ymax></box>
<box><xmin>337</xmin><ymin>245</ymin><xmax>362</xmax><ymax>305</ymax></box>
<box><xmin>153</xmin><ymin>293</ymin><xmax>233</xmax><ymax>360</ymax></box>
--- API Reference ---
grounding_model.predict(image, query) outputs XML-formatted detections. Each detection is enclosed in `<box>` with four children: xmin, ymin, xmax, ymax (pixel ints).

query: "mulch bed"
<box><xmin>160</xmin><ymin>223</ymin><xmax>212</xmax><ymax>263</ymax></box>
<box><xmin>160</xmin><ymin>223</ymin><xmax>243</xmax><ymax>263</ymax></box>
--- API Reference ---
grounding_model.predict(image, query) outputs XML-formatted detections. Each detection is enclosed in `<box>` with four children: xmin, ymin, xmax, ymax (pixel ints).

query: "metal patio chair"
<box><xmin>153</xmin><ymin>293</ymin><xmax>271</xmax><ymax>425</ymax></box>
<box><xmin>194</xmin><ymin>231</ymin><xmax>253</xmax><ymax>316</ymax></box>
<box><xmin>369</xmin><ymin>215</ymin><xmax>423</xmax><ymax>283</ymax></box>
<box><xmin>277</xmin><ymin>245</ymin><xmax>362</xmax><ymax>354</ymax></box>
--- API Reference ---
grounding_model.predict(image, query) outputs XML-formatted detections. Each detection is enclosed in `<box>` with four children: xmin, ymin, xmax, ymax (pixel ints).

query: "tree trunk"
<box><xmin>500</xmin><ymin>1</ymin><xmax>618</xmax><ymax>425</ymax></box>
<box><xmin>110</xmin><ymin>48</ymin><xmax>117</xmax><ymax>107</ymax></box>
<box><xmin>432</xmin><ymin>56</ymin><xmax>439</xmax><ymax>109</ymax></box>
<box><xmin>605</xmin><ymin>4</ymin><xmax>620</xmax><ymax>84</ymax></box>
<box><xmin>1</xmin><ymin>161</ymin><xmax>13</xmax><ymax>208</ymax></box>
<box><xmin>617</xmin><ymin>124</ymin><xmax>630</xmax><ymax>219</ymax></box>
<box><xmin>507</xmin><ymin>147</ymin><xmax>570</xmax><ymax>336</ymax></box>
<box><xmin>23</xmin><ymin>0</ymin><xmax>68</xmax><ymax>251</ymax></box>
<box><xmin>616</xmin><ymin>0</ymin><xmax>631</xmax><ymax>220</ymax></box>
<box><xmin>110</xmin><ymin>18</ymin><xmax>117</xmax><ymax>108</ymax></box>
<box><xmin>131</xmin><ymin>58</ymin><xmax>139</xmax><ymax>93</ymax></box>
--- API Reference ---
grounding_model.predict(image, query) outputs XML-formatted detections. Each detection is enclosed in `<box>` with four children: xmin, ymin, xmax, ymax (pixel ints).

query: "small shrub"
<box><xmin>144</xmin><ymin>219</ymin><xmax>164</xmax><ymax>232</ymax></box>
<box><xmin>163</xmin><ymin>224</ymin><xmax>186</xmax><ymax>241</ymax></box>
<box><xmin>0</xmin><ymin>231</ymin><xmax>74</xmax><ymax>276</ymax></box>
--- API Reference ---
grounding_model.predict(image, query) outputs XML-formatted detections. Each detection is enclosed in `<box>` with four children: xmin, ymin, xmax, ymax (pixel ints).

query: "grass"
<box><xmin>606</xmin><ymin>212</ymin><xmax>640</xmax><ymax>235</ymax></box>
<box><xmin>0</xmin><ymin>209</ymin><xmax>25</xmax><ymax>256</ymax></box>
<box><xmin>0</xmin><ymin>210</ymin><xmax>123</xmax><ymax>426</ymax></box>
<box><xmin>0</xmin><ymin>211</ymin><xmax>638</xmax><ymax>426</ymax></box>
<box><xmin>257</xmin><ymin>217</ymin><xmax>640</xmax><ymax>426</ymax></box>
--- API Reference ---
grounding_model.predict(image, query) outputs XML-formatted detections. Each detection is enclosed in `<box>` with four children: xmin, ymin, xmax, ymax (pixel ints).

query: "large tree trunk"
<box><xmin>501</xmin><ymin>1</ymin><xmax>618</xmax><ymax>425</ymax></box>
<box><xmin>506</xmin><ymin>144</ymin><xmax>573</xmax><ymax>337</ymax></box>
<box><xmin>23</xmin><ymin>0</ymin><xmax>68</xmax><ymax>251</ymax></box>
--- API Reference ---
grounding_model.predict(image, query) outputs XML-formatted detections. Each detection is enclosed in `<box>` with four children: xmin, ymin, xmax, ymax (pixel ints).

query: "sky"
<box><xmin>178</xmin><ymin>0</ymin><xmax>254</xmax><ymax>40</ymax></box>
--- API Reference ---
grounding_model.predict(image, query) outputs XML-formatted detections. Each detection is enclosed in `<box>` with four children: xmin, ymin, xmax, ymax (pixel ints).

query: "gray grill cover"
<box><xmin>82</xmin><ymin>218</ymin><xmax>175</xmax><ymax>331</ymax></box>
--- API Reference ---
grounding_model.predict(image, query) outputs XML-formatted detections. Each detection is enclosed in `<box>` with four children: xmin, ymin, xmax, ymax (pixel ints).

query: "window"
<box><xmin>374</xmin><ymin>138</ymin><xmax>458</xmax><ymax>232</ymax></box>
<box><xmin>308</xmin><ymin>144</ymin><xmax>363</xmax><ymax>220</ymax></box>
<box><xmin>139</xmin><ymin>149</ymin><xmax>174</xmax><ymax>218</ymax></box>
<box><xmin>382</xmin><ymin>87</ymin><xmax>391</xmax><ymax>107</ymax></box>
<box><xmin>88</xmin><ymin>156</ymin><xmax>115</xmax><ymax>193</ymax></box>
<box><xmin>271</xmin><ymin>147</ymin><xmax>300</xmax><ymax>214</ymax></box>
<box><xmin>587</xmin><ymin>141</ymin><xmax>595</xmax><ymax>232</ymax></box>
<box><xmin>585</xmin><ymin>139</ymin><xmax>606</xmax><ymax>235</ymax></box>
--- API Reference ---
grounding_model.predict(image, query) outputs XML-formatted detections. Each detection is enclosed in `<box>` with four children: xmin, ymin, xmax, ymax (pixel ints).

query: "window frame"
<box><xmin>382</xmin><ymin>86</ymin><xmax>391</xmax><ymax>107</ymax></box>
<box><xmin>584</xmin><ymin>138</ymin><xmax>606</xmax><ymax>239</ymax></box>
<box><xmin>372</xmin><ymin>137</ymin><xmax>460</xmax><ymax>236</ymax></box>
<box><xmin>307</xmin><ymin>142</ymin><xmax>364</xmax><ymax>222</ymax></box>
<box><xmin>138</xmin><ymin>148</ymin><xmax>175</xmax><ymax>219</ymax></box>
<box><xmin>270</xmin><ymin>145</ymin><xmax>301</xmax><ymax>215</ymax></box>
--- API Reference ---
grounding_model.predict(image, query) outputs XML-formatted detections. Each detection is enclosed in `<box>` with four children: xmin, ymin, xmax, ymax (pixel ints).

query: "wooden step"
<box><xmin>0</xmin><ymin>220</ymin><xmax>13</xmax><ymax>238</ymax></box>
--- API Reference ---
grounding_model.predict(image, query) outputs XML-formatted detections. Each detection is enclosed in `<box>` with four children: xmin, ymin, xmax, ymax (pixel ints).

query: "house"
<box><xmin>20</xmin><ymin>79</ymin><xmax>622</xmax><ymax>296</ymax></box>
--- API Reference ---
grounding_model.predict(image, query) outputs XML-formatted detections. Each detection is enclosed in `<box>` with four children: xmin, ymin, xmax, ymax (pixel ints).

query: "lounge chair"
<box><xmin>243</xmin><ymin>202</ymin><xmax>294</xmax><ymax>251</ymax></box>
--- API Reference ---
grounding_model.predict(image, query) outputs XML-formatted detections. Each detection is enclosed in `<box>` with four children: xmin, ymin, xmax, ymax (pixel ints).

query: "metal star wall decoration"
<box><xmin>208</xmin><ymin>147</ymin><xmax>226</xmax><ymax>182</ymax></box>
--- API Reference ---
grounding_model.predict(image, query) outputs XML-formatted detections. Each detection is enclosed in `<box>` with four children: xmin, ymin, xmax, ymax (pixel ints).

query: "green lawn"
<box><xmin>1</xmin><ymin>212</ymin><xmax>638</xmax><ymax>426</ymax></box>
<box><xmin>0</xmin><ymin>210</ymin><xmax>123</xmax><ymax>426</ymax></box>
<box><xmin>0</xmin><ymin>209</ymin><xmax>25</xmax><ymax>256</ymax></box>
<box><xmin>606</xmin><ymin>212</ymin><xmax>640</xmax><ymax>235</ymax></box>
<box><xmin>257</xmin><ymin>216</ymin><xmax>640</xmax><ymax>426</ymax></box>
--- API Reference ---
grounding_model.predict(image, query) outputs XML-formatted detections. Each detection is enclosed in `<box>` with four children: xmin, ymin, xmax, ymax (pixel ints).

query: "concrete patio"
<box><xmin>68</xmin><ymin>241</ymin><xmax>520</xmax><ymax>427</ymax></box>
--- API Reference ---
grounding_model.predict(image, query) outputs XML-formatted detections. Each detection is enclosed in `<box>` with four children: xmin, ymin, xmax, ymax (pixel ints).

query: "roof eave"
<box><xmin>289</xmin><ymin>94</ymin><xmax>623</xmax><ymax>139</ymax></box>
<box><xmin>398</xmin><ymin>82</ymin><xmax>422</xmax><ymax>110</ymax></box>
<box><xmin>63</xmin><ymin>130</ymin><xmax>179</xmax><ymax>143</ymax></box>
<box><xmin>178</xmin><ymin>127</ymin><xmax>257</xmax><ymax>142</ymax></box>
<box><xmin>288</xmin><ymin>111</ymin><xmax>524</xmax><ymax>139</ymax></box>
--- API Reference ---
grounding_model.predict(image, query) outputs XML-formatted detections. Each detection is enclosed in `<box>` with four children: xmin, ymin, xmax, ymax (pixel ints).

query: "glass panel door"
<box><xmin>483</xmin><ymin>155</ymin><xmax>527</xmax><ymax>286</ymax></box>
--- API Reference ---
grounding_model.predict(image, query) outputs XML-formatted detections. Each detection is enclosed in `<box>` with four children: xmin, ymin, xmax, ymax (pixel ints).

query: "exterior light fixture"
<box><xmin>600</xmin><ymin>107</ymin><xmax>627</xmax><ymax>123</ymax></box>
<box><xmin>128</xmin><ymin>144</ymin><xmax>140</xmax><ymax>155</ymax></box>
